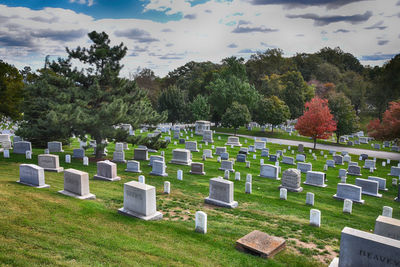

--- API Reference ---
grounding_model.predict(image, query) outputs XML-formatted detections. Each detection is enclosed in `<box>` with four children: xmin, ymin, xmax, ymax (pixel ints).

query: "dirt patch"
<box><xmin>288</xmin><ymin>238</ymin><xmax>338</xmax><ymax>265</ymax></box>
<box><xmin>162</xmin><ymin>208</ymin><xmax>193</xmax><ymax>221</ymax></box>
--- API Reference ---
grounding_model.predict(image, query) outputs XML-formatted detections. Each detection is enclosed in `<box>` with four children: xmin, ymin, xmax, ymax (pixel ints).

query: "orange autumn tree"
<box><xmin>295</xmin><ymin>97</ymin><xmax>337</xmax><ymax>149</ymax></box>
<box><xmin>367</xmin><ymin>100</ymin><xmax>400</xmax><ymax>142</ymax></box>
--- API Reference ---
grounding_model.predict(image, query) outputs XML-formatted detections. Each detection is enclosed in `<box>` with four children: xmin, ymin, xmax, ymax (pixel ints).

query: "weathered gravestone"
<box><xmin>389</xmin><ymin>166</ymin><xmax>400</xmax><ymax>177</ymax></box>
<box><xmin>326</xmin><ymin>159</ymin><xmax>335</xmax><ymax>168</ymax></box>
<box><xmin>190</xmin><ymin>162</ymin><xmax>205</xmax><ymax>175</ymax></box>
<box><xmin>374</xmin><ymin>216</ymin><xmax>400</xmax><ymax>241</ymax></box>
<box><xmin>282</xmin><ymin>156</ymin><xmax>295</xmax><ymax>165</ymax></box>
<box><xmin>333</xmin><ymin>183</ymin><xmax>364</xmax><ymax>204</ymax></box>
<box><xmin>148</xmin><ymin>155</ymin><xmax>164</xmax><ymax>167</ymax></box>
<box><xmin>202</xmin><ymin>130</ymin><xmax>213</xmax><ymax>143</ymax></box>
<box><xmin>333</xmin><ymin>155</ymin><xmax>344</xmax><ymax>165</ymax></box>
<box><xmin>113</xmin><ymin>151</ymin><xmax>126</xmax><ymax>163</ymax></box>
<box><xmin>13</xmin><ymin>141</ymin><xmax>32</xmax><ymax>154</ymax></box>
<box><xmin>347</xmin><ymin>165</ymin><xmax>361</xmax><ymax>176</ymax></box>
<box><xmin>259</xmin><ymin>164</ymin><xmax>280</xmax><ymax>180</ymax></box>
<box><xmin>38</xmin><ymin>154</ymin><xmax>64</xmax><ymax>172</ymax></box>
<box><xmin>304</xmin><ymin>171</ymin><xmax>327</xmax><ymax>187</ymax></box>
<box><xmin>72</xmin><ymin>148</ymin><xmax>85</xmax><ymax>159</ymax></box>
<box><xmin>204</xmin><ymin>178</ymin><xmax>238</xmax><ymax>208</ymax></box>
<box><xmin>329</xmin><ymin>227</ymin><xmax>400</xmax><ymax>267</ymax></box>
<box><xmin>17</xmin><ymin>164</ymin><xmax>49</xmax><ymax>188</ymax></box>
<box><xmin>279</xmin><ymin>168</ymin><xmax>303</xmax><ymax>192</ymax></box>
<box><xmin>170</xmin><ymin>149</ymin><xmax>192</xmax><ymax>165</ymax></box>
<box><xmin>58</xmin><ymin>168</ymin><xmax>95</xmax><ymax>199</ymax></box>
<box><xmin>220</xmin><ymin>152</ymin><xmax>229</xmax><ymax>160</ymax></box>
<box><xmin>185</xmin><ymin>141</ymin><xmax>199</xmax><ymax>152</ymax></box>
<box><xmin>296</xmin><ymin>154</ymin><xmax>305</xmax><ymax>162</ymax></box>
<box><xmin>118</xmin><ymin>181</ymin><xmax>163</xmax><ymax>221</ymax></box>
<box><xmin>368</xmin><ymin>176</ymin><xmax>388</xmax><ymax>191</ymax></box>
<box><xmin>298</xmin><ymin>144</ymin><xmax>304</xmax><ymax>153</ymax></box>
<box><xmin>306</xmin><ymin>192</ymin><xmax>314</xmax><ymax>206</ymax></box>
<box><xmin>215</xmin><ymin>147</ymin><xmax>227</xmax><ymax>156</ymax></box>
<box><xmin>297</xmin><ymin>162</ymin><xmax>312</xmax><ymax>173</ymax></box>
<box><xmin>134</xmin><ymin>148</ymin><xmax>148</xmax><ymax>161</ymax></box>
<box><xmin>93</xmin><ymin>160</ymin><xmax>121</xmax><ymax>181</ymax></box>
<box><xmin>149</xmin><ymin>160</ymin><xmax>168</xmax><ymax>177</ymax></box>
<box><xmin>236</xmin><ymin>154</ymin><xmax>246</xmax><ymax>163</ymax></box>
<box><xmin>225</xmin><ymin>136</ymin><xmax>242</xmax><ymax>147</ymax></box>
<box><xmin>203</xmin><ymin>149</ymin><xmax>213</xmax><ymax>159</ymax></box>
<box><xmin>261</xmin><ymin>149</ymin><xmax>269</xmax><ymax>157</ymax></box>
<box><xmin>235</xmin><ymin>230</ymin><xmax>286</xmax><ymax>259</ymax></box>
<box><xmin>339</xmin><ymin>169</ymin><xmax>347</xmax><ymax>178</ymax></box>
<box><xmin>219</xmin><ymin>160</ymin><xmax>234</xmax><ymax>172</ymax></box>
<box><xmin>269</xmin><ymin>155</ymin><xmax>277</xmax><ymax>162</ymax></box>
<box><xmin>125</xmin><ymin>160</ymin><xmax>141</xmax><ymax>173</ymax></box>
<box><xmin>363</xmin><ymin>159</ymin><xmax>376</xmax><ymax>170</ymax></box>
<box><xmin>48</xmin><ymin>141</ymin><xmax>64</xmax><ymax>153</ymax></box>
<box><xmin>310</xmin><ymin>209</ymin><xmax>321</xmax><ymax>227</ymax></box>
<box><xmin>254</xmin><ymin>140</ymin><xmax>266</xmax><ymax>150</ymax></box>
<box><xmin>355</xmin><ymin>178</ymin><xmax>382</xmax><ymax>197</ymax></box>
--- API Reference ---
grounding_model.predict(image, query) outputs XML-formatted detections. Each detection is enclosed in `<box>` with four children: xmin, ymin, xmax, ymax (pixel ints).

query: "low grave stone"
<box><xmin>58</xmin><ymin>168</ymin><xmax>95</xmax><ymax>199</ymax></box>
<box><xmin>170</xmin><ymin>149</ymin><xmax>192</xmax><ymax>165</ymax></box>
<box><xmin>204</xmin><ymin>178</ymin><xmax>238</xmax><ymax>208</ymax></box>
<box><xmin>93</xmin><ymin>160</ymin><xmax>121</xmax><ymax>181</ymax></box>
<box><xmin>297</xmin><ymin>162</ymin><xmax>312</xmax><ymax>173</ymax></box>
<box><xmin>17</xmin><ymin>164</ymin><xmax>49</xmax><ymax>188</ymax></box>
<box><xmin>374</xmin><ymin>216</ymin><xmax>400</xmax><ymax>240</ymax></box>
<box><xmin>304</xmin><ymin>171</ymin><xmax>327</xmax><ymax>187</ymax></box>
<box><xmin>259</xmin><ymin>164</ymin><xmax>280</xmax><ymax>180</ymax></box>
<box><xmin>333</xmin><ymin>183</ymin><xmax>364</xmax><ymax>204</ymax></box>
<box><xmin>38</xmin><ymin>154</ymin><xmax>63</xmax><ymax>172</ymax></box>
<box><xmin>279</xmin><ymin>168</ymin><xmax>302</xmax><ymax>192</ymax></box>
<box><xmin>125</xmin><ymin>160</ymin><xmax>141</xmax><ymax>173</ymax></box>
<box><xmin>190</xmin><ymin>162</ymin><xmax>205</xmax><ymax>175</ymax></box>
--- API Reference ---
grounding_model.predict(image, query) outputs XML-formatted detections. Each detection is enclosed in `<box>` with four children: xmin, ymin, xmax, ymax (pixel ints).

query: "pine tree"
<box><xmin>52</xmin><ymin>31</ymin><xmax>165</xmax><ymax>158</ymax></box>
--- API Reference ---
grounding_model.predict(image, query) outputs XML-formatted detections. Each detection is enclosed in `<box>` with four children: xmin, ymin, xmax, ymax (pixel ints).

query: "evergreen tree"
<box><xmin>52</xmin><ymin>31</ymin><xmax>165</xmax><ymax>158</ymax></box>
<box><xmin>16</xmin><ymin>69</ymin><xmax>75</xmax><ymax>147</ymax></box>
<box><xmin>157</xmin><ymin>85</ymin><xmax>189</xmax><ymax>123</ymax></box>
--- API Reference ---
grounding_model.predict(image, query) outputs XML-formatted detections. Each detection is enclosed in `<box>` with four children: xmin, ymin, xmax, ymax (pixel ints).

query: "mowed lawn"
<box><xmin>0</xmin><ymin>132</ymin><xmax>399</xmax><ymax>266</ymax></box>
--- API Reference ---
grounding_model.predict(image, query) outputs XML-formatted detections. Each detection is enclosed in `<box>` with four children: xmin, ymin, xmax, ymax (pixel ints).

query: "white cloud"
<box><xmin>69</xmin><ymin>0</ymin><xmax>94</xmax><ymax>7</ymax></box>
<box><xmin>0</xmin><ymin>0</ymin><xmax>399</xmax><ymax>77</ymax></box>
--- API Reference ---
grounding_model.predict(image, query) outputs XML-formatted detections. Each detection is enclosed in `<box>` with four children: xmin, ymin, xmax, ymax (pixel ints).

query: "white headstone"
<box><xmin>195</xmin><ymin>211</ymin><xmax>207</xmax><ymax>234</ymax></box>
<box><xmin>138</xmin><ymin>175</ymin><xmax>145</xmax><ymax>184</ymax></box>
<box><xmin>164</xmin><ymin>181</ymin><xmax>170</xmax><ymax>194</ymax></box>
<box><xmin>280</xmin><ymin>188</ymin><xmax>287</xmax><ymax>200</ymax></box>
<box><xmin>224</xmin><ymin>170</ymin><xmax>230</xmax><ymax>179</ymax></box>
<box><xmin>65</xmin><ymin>154</ymin><xmax>71</xmax><ymax>163</ymax></box>
<box><xmin>245</xmin><ymin>182</ymin><xmax>252</xmax><ymax>194</ymax></box>
<box><xmin>83</xmin><ymin>156</ymin><xmax>89</xmax><ymax>166</ymax></box>
<box><xmin>382</xmin><ymin>206</ymin><xmax>393</xmax><ymax>218</ymax></box>
<box><xmin>343</xmin><ymin>199</ymin><xmax>353</xmax><ymax>214</ymax></box>
<box><xmin>177</xmin><ymin>170</ymin><xmax>183</xmax><ymax>180</ymax></box>
<box><xmin>235</xmin><ymin>172</ymin><xmax>240</xmax><ymax>181</ymax></box>
<box><xmin>310</xmin><ymin>209</ymin><xmax>321</xmax><ymax>227</ymax></box>
<box><xmin>3</xmin><ymin>149</ymin><xmax>10</xmax><ymax>158</ymax></box>
<box><xmin>25</xmin><ymin>150</ymin><xmax>32</xmax><ymax>160</ymax></box>
<box><xmin>306</xmin><ymin>192</ymin><xmax>314</xmax><ymax>206</ymax></box>
<box><xmin>246</xmin><ymin>174</ymin><xmax>252</xmax><ymax>183</ymax></box>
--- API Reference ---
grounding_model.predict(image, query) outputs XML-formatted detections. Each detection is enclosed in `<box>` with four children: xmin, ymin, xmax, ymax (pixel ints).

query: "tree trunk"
<box><xmin>337</xmin><ymin>135</ymin><xmax>340</xmax><ymax>144</ymax></box>
<box><xmin>234</xmin><ymin>128</ymin><xmax>237</xmax><ymax>136</ymax></box>
<box><xmin>314</xmin><ymin>138</ymin><xmax>317</xmax><ymax>149</ymax></box>
<box><xmin>272</xmin><ymin>127</ymin><xmax>274</xmax><ymax>133</ymax></box>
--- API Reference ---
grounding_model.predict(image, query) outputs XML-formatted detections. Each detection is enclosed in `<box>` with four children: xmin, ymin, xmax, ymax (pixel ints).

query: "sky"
<box><xmin>0</xmin><ymin>0</ymin><xmax>399</xmax><ymax>77</ymax></box>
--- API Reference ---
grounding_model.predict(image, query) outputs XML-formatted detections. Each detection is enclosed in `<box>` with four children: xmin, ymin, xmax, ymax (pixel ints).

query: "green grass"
<box><xmin>0</xmin><ymin>132</ymin><xmax>399</xmax><ymax>266</ymax></box>
<box><xmin>214</xmin><ymin>126</ymin><xmax>399</xmax><ymax>153</ymax></box>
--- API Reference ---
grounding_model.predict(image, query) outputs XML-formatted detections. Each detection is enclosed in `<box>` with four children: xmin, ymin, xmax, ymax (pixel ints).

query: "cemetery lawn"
<box><xmin>1</xmin><ymin>132</ymin><xmax>399</xmax><ymax>266</ymax></box>
<box><xmin>215</xmin><ymin>127</ymin><xmax>398</xmax><ymax>153</ymax></box>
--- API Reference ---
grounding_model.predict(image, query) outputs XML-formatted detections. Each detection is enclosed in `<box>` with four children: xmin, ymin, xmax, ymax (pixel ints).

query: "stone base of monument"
<box><xmin>112</xmin><ymin>159</ymin><xmax>127</xmax><ymax>164</ymax></box>
<box><xmin>149</xmin><ymin>171</ymin><xmax>168</xmax><ymax>177</ymax></box>
<box><xmin>43</xmin><ymin>167</ymin><xmax>64</xmax><ymax>173</ymax></box>
<box><xmin>16</xmin><ymin>180</ymin><xmax>50</xmax><ymax>188</ymax></box>
<box><xmin>224</xmin><ymin>142</ymin><xmax>242</xmax><ymax>147</ymax></box>
<box><xmin>259</xmin><ymin>175</ymin><xmax>280</xmax><ymax>180</ymax></box>
<box><xmin>235</xmin><ymin>230</ymin><xmax>286</xmax><ymax>258</ymax></box>
<box><xmin>362</xmin><ymin>191</ymin><xmax>382</xmax><ymax>198</ymax></box>
<box><xmin>218</xmin><ymin>168</ymin><xmax>235</xmax><ymax>172</ymax></box>
<box><xmin>333</xmin><ymin>194</ymin><xmax>365</xmax><ymax>204</ymax></box>
<box><xmin>278</xmin><ymin>185</ymin><xmax>303</xmax><ymax>192</ymax></box>
<box><xmin>328</xmin><ymin>257</ymin><xmax>339</xmax><ymax>267</ymax></box>
<box><xmin>303</xmin><ymin>181</ymin><xmax>328</xmax><ymax>188</ymax></box>
<box><xmin>169</xmin><ymin>159</ymin><xmax>192</xmax><ymax>166</ymax></box>
<box><xmin>190</xmin><ymin>170</ymin><xmax>206</xmax><ymax>175</ymax></box>
<box><xmin>204</xmin><ymin>197</ymin><xmax>238</xmax><ymax>208</ymax></box>
<box><xmin>347</xmin><ymin>172</ymin><xmax>362</xmax><ymax>176</ymax></box>
<box><xmin>58</xmin><ymin>190</ymin><xmax>96</xmax><ymax>200</ymax></box>
<box><xmin>93</xmin><ymin>175</ymin><xmax>121</xmax><ymax>182</ymax></box>
<box><xmin>125</xmin><ymin>168</ymin><xmax>142</xmax><ymax>173</ymax></box>
<box><xmin>118</xmin><ymin>207</ymin><xmax>163</xmax><ymax>221</ymax></box>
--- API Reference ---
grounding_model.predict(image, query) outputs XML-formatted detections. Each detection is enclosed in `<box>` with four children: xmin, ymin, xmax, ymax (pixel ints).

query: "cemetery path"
<box><xmin>217</xmin><ymin>132</ymin><xmax>400</xmax><ymax>161</ymax></box>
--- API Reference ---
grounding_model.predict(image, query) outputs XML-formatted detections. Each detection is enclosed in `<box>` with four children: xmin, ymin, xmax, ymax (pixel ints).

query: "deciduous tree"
<box><xmin>221</xmin><ymin>101</ymin><xmax>251</xmax><ymax>135</ymax></box>
<box><xmin>295</xmin><ymin>97</ymin><xmax>337</xmax><ymax>149</ymax></box>
<box><xmin>253</xmin><ymin>96</ymin><xmax>290</xmax><ymax>132</ymax></box>
<box><xmin>0</xmin><ymin>60</ymin><xmax>24</xmax><ymax>121</ymax></box>
<box><xmin>367</xmin><ymin>100</ymin><xmax>400</xmax><ymax>142</ymax></box>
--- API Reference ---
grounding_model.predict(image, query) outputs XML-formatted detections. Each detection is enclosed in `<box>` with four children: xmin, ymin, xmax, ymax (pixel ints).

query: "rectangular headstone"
<box><xmin>17</xmin><ymin>164</ymin><xmax>49</xmax><ymax>188</ymax></box>
<box><xmin>38</xmin><ymin>154</ymin><xmax>63</xmax><ymax>172</ymax></box>
<box><xmin>355</xmin><ymin>178</ymin><xmax>382</xmax><ymax>197</ymax></box>
<box><xmin>59</xmin><ymin>168</ymin><xmax>95</xmax><ymax>199</ymax></box>
<box><xmin>297</xmin><ymin>162</ymin><xmax>312</xmax><ymax>173</ymax></box>
<box><xmin>13</xmin><ymin>141</ymin><xmax>32</xmax><ymax>154</ymax></box>
<box><xmin>204</xmin><ymin>178</ymin><xmax>238</xmax><ymax>208</ymax></box>
<box><xmin>259</xmin><ymin>164</ymin><xmax>280</xmax><ymax>180</ymax></box>
<box><xmin>333</xmin><ymin>183</ymin><xmax>364</xmax><ymax>204</ymax></box>
<box><xmin>48</xmin><ymin>141</ymin><xmax>64</xmax><ymax>153</ymax></box>
<box><xmin>374</xmin><ymin>216</ymin><xmax>400</xmax><ymax>241</ymax></box>
<box><xmin>304</xmin><ymin>171</ymin><xmax>327</xmax><ymax>187</ymax></box>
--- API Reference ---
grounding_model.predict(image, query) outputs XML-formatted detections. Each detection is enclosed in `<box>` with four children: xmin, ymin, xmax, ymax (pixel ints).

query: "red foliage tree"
<box><xmin>295</xmin><ymin>97</ymin><xmax>337</xmax><ymax>149</ymax></box>
<box><xmin>367</xmin><ymin>100</ymin><xmax>400</xmax><ymax>142</ymax></box>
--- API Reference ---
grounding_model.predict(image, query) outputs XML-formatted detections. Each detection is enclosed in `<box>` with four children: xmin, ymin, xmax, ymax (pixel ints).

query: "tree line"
<box><xmin>1</xmin><ymin>32</ymin><xmax>400</xmax><ymax>150</ymax></box>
